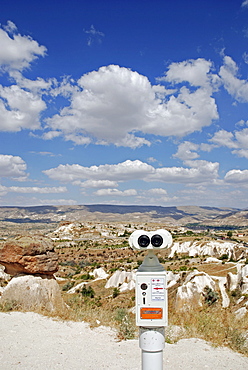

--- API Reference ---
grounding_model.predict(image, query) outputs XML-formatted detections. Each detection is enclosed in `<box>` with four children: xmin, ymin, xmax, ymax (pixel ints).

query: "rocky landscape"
<box><xmin>1</xmin><ymin>204</ymin><xmax>248</xmax><ymax>232</ymax></box>
<box><xmin>1</xmin><ymin>204</ymin><xmax>248</xmax><ymax>360</ymax></box>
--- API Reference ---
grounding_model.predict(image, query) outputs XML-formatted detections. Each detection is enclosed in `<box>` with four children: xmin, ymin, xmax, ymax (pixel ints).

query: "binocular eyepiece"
<box><xmin>129</xmin><ymin>229</ymin><xmax>172</xmax><ymax>250</ymax></box>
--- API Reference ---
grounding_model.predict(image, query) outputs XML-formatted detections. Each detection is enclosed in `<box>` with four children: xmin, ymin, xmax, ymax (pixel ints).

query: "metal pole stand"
<box><xmin>129</xmin><ymin>229</ymin><xmax>173</xmax><ymax>370</ymax></box>
<box><xmin>139</xmin><ymin>326</ymin><xmax>165</xmax><ymax>370</ymax></box>
<box><xmin>137</xmin><ymin>250</ymin><xmax>167</xmax><ymax>370</ymax></box>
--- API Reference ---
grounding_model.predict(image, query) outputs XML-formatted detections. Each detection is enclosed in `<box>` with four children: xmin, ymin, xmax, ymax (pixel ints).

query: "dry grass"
<box><xmin>169</xmin><ymin>303</ymin><xmax>248</xmax><ymax>355</ymax></box>
<box><xmin>1</xmin><ymin>282</ymin><xmax>248</xmax><ymax>355</ymax></box>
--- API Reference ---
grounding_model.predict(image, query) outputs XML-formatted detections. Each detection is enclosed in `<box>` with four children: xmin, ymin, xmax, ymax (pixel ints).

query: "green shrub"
<box><xmin>113</xmin><ymin>287</ymin><xmax>120</xmax><ymax>298</ymax></box>
<box><xmin>62</xmin><ymin>281</ymin><xmax>75</xmax><ymax>291</ymax></box>
<box><xmin>81</xmin><ymin>285</ymin><xmax>95</xmax><ymax>298</ymax></box>
<box><xmin>80</xmin><ymin>273</ymin><xmax>94</xmax><ymax>280</ymax></box>
<box><xmin>203</xmin><ymin>286</ymin><xmax>219</xmax><ymax>305</ymax></box>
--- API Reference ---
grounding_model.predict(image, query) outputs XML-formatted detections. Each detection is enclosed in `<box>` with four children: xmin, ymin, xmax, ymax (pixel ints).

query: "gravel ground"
<box><xmin>0</xmin><ymin>312</ymin><xmax>248</xmax><ymax>370</ymax></box>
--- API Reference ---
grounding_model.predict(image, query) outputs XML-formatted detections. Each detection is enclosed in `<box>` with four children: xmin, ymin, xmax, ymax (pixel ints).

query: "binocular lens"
<box><xmin>138</xmin><ymin>235</ymin><xmax>150</xmax><ymax>248</ymax></box>
<box><xmin>151</xmin><ymin>234</ymin><xmax>163</xmax><ymax>247</ymax></box>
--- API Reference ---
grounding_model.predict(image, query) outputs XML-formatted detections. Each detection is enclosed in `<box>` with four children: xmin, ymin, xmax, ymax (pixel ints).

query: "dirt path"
<box><xmin>0</xmin><ymin>312</ymin><xmax>247</xmax><ymax>369</ymax></box>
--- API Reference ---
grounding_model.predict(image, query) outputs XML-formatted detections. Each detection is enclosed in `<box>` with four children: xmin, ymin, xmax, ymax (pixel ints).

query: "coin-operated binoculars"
<box><xmin>129</xmin><ymin>229</ymin><xmax>173</xmax><ymax>370</ymax></box>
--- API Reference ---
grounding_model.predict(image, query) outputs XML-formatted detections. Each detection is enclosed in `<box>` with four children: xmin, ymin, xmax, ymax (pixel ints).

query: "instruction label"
<box><xmin>151</xmin><ymin>278</ymin><xmax>165</xmax><ymax>301</ymax></box>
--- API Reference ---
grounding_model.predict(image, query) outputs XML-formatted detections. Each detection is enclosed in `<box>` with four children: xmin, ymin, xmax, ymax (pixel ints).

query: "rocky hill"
<box><xmin>0</xmin><ymin>204</ymin><xmax>246</xmax><ymax>227</ymax></box>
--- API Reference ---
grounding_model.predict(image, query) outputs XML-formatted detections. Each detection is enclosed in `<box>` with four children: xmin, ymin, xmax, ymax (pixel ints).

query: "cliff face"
<box><xmin>0</xmin><ymin>235</ymin><xmax>58</xmax><ymax>275</ymax></box>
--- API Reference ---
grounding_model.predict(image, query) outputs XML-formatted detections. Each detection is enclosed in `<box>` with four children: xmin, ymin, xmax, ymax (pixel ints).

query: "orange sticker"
<box><xmin>140</xmin><ymin>307</ymin><xmax>163</xmax><ymax>319</ymax></box>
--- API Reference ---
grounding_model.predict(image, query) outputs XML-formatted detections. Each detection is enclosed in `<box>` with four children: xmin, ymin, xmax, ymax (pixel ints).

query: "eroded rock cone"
<box><xmin>0</xmin><ymin>235</ymin><xmax>58</xmax><ymax>275</ymax></box>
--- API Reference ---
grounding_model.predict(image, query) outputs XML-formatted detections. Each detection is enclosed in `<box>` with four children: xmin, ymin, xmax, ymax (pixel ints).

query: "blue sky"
<box><xmin>1</xmin><ymin>0</ymin><xmax>248</xmax><ymax>208</ymax></box>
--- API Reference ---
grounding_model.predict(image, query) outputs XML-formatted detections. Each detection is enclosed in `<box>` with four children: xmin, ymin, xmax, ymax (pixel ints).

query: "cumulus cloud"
<box><xmin>0</xmin><ymin>21</ymin><xmax>46</xmax><ymax>71</ymax></box>
<box><xmin>173</xmin><ymin>141</ymin><xmax>200</xmax><ymax>160</ymax></box>
<box><xmin>80</xmin><ymin>180</ymin><xmax>118</xmax><ymax>188</ymax></box>
<box><xmin>44</xmin><ymin>160</ymin><xmax>155</xmax><ymax>182</ymax></box>
<box><xmin>0</xmin><ymin>154</ymin><xmax>27</xmax><ymax>179</ymax></box>
<box><xmin>210</xmin><ymin>129</ymin><xmax>238</xmax><ymax>148</ymax></box>
<box><xmin>45</xmin><ymin>63</ymin><xmax>219</xmax><ymax>147</ymax></box>
<box><xmin>150</xmin><ymin>160</ymin><xmax>219</xmax><ymax>184</ymax></box>
<box><xmin>9</xmin><ymin>70</ymin><xmax>53</xmax><ymax>93</ymax></box>
<box><xmin>159</xmin><ymin>58</ymin><xmax>220</xmax><ymax>90</ymax></box>
<box><xmin>0</xmin><ymin>22</ymin><xmax>50</xmax><ymax>132</ymax></box>
<box><xmin>173</xmin><ymin>141</ymin><xmax>216</xmax><ymax>163</ymax></box>
<box><xmin>210</xmin><ymin>128</ymin><xmax>248</xmax><ymax>158</ymax></box>
<box><xmin>0</xmin><ymin>84</ymin><xmax>46</xmax><ymax>131</ymax></box>
<box><xmin>224</xmin><ymin>169</ymin><xmax>248</xmax><ymax>184</ymax></box>
<box><xmin>94</xmin><ymin>188</ymin><xmax>137</xmax><ymax>196</ymax></box>
<box><xmin>44</xmin><ymin>159</ymin><xmax>219</xmax><ymax>185</ymax></box>
<box><xmin>219</xmin><ymin>56</ymin><xmax>248</xmax><ymax>102</ymax></box>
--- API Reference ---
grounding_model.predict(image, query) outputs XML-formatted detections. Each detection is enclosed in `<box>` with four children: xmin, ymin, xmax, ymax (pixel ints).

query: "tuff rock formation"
<box><xmin>0</xmin><ymin>235</ymin><xmax>58</xmax><ymax>275</ymax></box>
<box><xmin>0</xmin><ymin>275</ymin><xmax>66</xmax><ymax>312</ymax></box>
<box><xmin>175</xmin><ymin>271</ymin><xmax>216</xmax><ymax>310</ymax></box>
<box><xmin>238</xmin><ymin>264</ymin><xmax>248</xmax><ymax>294</ymax></box>
<box><xmin>168</xmin><ymin>240</ymin><xmax>247</xmax><ymax>261</ymax></box>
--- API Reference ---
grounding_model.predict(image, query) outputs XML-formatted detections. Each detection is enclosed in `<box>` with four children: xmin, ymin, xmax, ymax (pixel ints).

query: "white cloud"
<box><xmin>160</xmin><ymin>58</ymin><xmax>220</xmax><ymax>89</ymax></box>
<box><xmin>243</xmin><ymin>52</ymin><xmax>248</xmax><ymax>64</ymax></box>
<box><xmin>0</xmin><ymin>154</ymin><xmax>27</xmax><ymax>179</ymax></box>
<box><xmin>84</xmin><ymin>25</ymin><xmax>105</xmax><ymax>46</ymax></box>
<box><xmin>241</xmin><ymin>0</ymin><xmax>248</xmax><ymax>8</ymax></box>
<box><xmin>80</xmin><ymin>180</ymin><xmax>118</xmax><ymax>188</ymax></box>
<box><xmin>219</xmin><ymin>56</ymin><xmax>248</xmax><ymax>102</ymax></box>
<box><xmin>45</xmin><ymin>64</ymin><xmax>219</xmax><ymax>147</ymax></box>
<box><xmin>0</xmin><ymin>184</ymin><xmax>8</xmax><ymax>196</ymax></box>
<box><xmin>173</xmin><ymin>141</ymin><xmax>216</xmax><ymax>163</ymax></box>
<box><xmin>7</xmin><ymin>186</ymin><xmax>67</xmax><ymax>193</ymax></box>
<box><xmin>210</xmin><ymin>129</ymin><xmax>238</xmax><ymax>148</ymax></box>
<box><xmin>210</xmin><ymin>128</ymin><xmax>248</xmax><ymax>158</ymax></box>
<box><xmin>0</xmin><ymin>196</ymin><xmax>77</xmax><ymax>206</ymax></box>
<box><xmin>173</xmin><ymin>141</ymin><xmax>199</xmax><ymax>160</ymax></box>
<box><xmin>147</xmin><ymin>188</ymin><xmax>167</xmax><ymax>195</ymax></box>
<box><xmin>0</xmin><ymin>84</ymin><xmax>46</xmax><ymax>131</ymax></box>
<box><xmin>42</xmin><ymin>130</ymin><xmax>62</xmax><ymax>140</ymax></box>
<box><xmin>95</xmin><ymin>188</ymin><xmax>137</xmax><ymax>197</ymax></box>
<box><xmin>0</xmin><ymin>21</ymin><xmax>46</xmax><ymax>71</ymax></box>
<box><xmin>9</xmin><ymin>70</ymin><xmax>53</xmax><ymax>93</ymax></box>
<box><xmin>29</xmin><ymin>151</ymin><xmax>61</xmax><ymax>157</ymax></box>
<box><xmin>3</xmin><ymin>20</ymin><xmax>17</xmax><ymax>34</ymax></box>
<box><xmin>0</xmin><ymin>185</ymin><xmax>67</xmax><ymax>194</ymax></box>
<box><xmin>151</xmin><ymin>160</ymin><xmax>219</xmax><ymax>184</ymax></box>
<box><xmin>44</xmin><ymin>158</ymin><xmax>219</xmax><ymax>186</ymax></box>
<box><xmin>44</xmin><ymin>160</ymin><xmax>155</xmax><ymax>182</ymax></box>
<box><xmin>147</xmin><ymin>157</ymin><xmax>158</xmax><ymax>163</ymax></box>
<box><xmin>49</xmin><ymin>76</ymin><xmax>78</xmax><ymax>98</ymax></box>
<box><xmin>232</xmin><ymin>149</ymin><xmax>248</xmax><ymax>158</ymax></box>
<box><xmin>224</xmin><ymin>169</ymin><xmax>248</xmax><ymax>184</ymax></box>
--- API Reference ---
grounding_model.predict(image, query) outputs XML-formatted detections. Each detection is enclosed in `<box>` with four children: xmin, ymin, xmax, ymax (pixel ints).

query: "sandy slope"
<box><xmin>0</xmin><ymin>312</ymin><xmax>248</xmax><ymax>370</ymax></box>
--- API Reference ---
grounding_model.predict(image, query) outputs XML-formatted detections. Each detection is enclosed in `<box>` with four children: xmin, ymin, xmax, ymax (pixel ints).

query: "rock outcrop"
<box><xmin>0</xmin><ymin>275</ymin><xmax>66</xmax><ymax>312</ymax></box>
<box><xmin>105</xmin><ymin>270</ymin><xmax>136</xmax><ymax>291</ymax></box>
<box><xmin>0</xmin><ymin>235</ymin><xmax>58</xmax><ymax>275</ymax></box>
<box><xmin>169</xmin><ymin>240</ymin><xmax>247</xmax><ymax>261</ymax></box>
<box><xmin>238</xmin><ymin>264</ymin><xmax>248</xmax><ymax>294</ymax></box>
<box><xmin>104</xmin><ymin>269</ymin><xmax>180</xmax><ymax>293</ymax></box>
<box><xmin>89</xmin><ymin>267</ymin><xmax>109</xmax><ymax>280</ymax></box>
<box><xmin>175</xmin><ymin>271</ymin><xmax>217</xmax><ymax>310</ymax></box>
